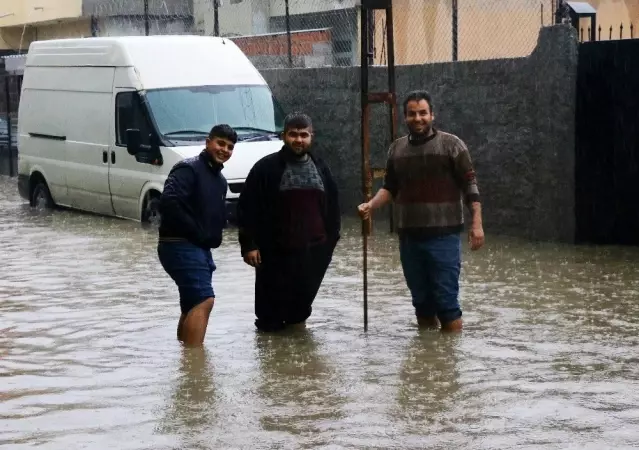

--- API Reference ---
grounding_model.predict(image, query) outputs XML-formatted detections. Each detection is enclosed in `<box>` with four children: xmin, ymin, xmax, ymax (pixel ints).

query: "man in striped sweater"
<box><xmin>358</xmin><ymin>90</ymin><xmax>485</xmax><ymax>332</ymax></box>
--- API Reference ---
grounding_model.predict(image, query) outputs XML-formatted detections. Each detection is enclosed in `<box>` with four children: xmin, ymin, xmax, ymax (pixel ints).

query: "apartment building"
<box><xmin>0</xmin><ymin>0</ymin><xmax>193</xmax><ymax>52</ymax></box>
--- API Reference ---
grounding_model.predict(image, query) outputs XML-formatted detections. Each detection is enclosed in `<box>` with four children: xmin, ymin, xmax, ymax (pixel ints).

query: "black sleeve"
<box><xmin>158</xmin><ymin>166</ymin><xmax>202</xmax><ymax>242</ymax></box>
<box><xmin>382</xmin><ymin>146</ymin><xmax>398</xmax><ymax>198</ymax></box>
<box><xmin>237</xmin><ymin>163</ymin><xmax>262</xmax><ymax>256</ymax></box>
<box><xmin>320</xmin><ymin>162</ymin><xmax>341</xmax><ymax>243</ymax></box>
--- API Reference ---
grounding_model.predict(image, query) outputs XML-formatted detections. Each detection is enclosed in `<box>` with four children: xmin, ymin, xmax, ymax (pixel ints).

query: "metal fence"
<box><xmin>3</xmin><ymin>1</ymin><xmax>636</xmax><ymax>71</ymax></box>
<box><xmin>8</xmin><ymin>0</ymin><xmax>560</xmax><ymax>69</ymax></box>
<box><xmin>580</xmin><ymin>23</ymin><xmax>637</xmax><ymax>42</ymax></box>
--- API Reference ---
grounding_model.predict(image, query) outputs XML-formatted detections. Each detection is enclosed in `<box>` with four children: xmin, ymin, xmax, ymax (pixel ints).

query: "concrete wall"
<box><xmin>270</xmin><ymin>0</ymin><xmax>358</xmax><ymax>16</ymax></box>
<box><xmin>82</xmin><ymin>0</ymin><xmax>191</xmax><ymax>17</ymax></box>
<box><xmin>0</xmin><ymin>18</ymin><xmax>91</xmax><ymax>50</ymax></box>
<box><xmin>96</xmin><ymin>16</ymin><xmax>193</xmax><ymax>36</ymax></box>
<box><xmin>194</xmin><ymin>0</ymin><xmax>270</xmax><ymax>37</ymax></box>
<box><xmin>261</xmin><ymin>24</ymin><xmax>579</xmax><ymax>243</ymax></box>
<box><xmin>0</xmin><ymin>0</ymin><xmax>82</xmax><ymax>27</ymax></box>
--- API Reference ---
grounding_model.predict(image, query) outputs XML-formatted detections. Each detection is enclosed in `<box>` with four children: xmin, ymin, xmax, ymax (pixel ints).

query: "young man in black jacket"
<box><xmin>157</xmin><ymin>124</ymin><xmax>237</xmax><ymax>347</ymax></box>
<box><xmin>237</xmin><ymin>112</ymin><xmax>340</xmax><ymax>332</ymax></box>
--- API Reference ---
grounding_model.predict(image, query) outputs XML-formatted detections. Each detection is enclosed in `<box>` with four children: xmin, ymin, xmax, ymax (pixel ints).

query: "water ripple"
<box><xmin>1</xmin><ymin>176</ymin><xmax>639</xmax><ymax>449</ymax></box>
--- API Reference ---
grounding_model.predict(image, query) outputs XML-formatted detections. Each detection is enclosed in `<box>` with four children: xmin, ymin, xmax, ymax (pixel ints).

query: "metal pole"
<box><xmin>5</xmin><ymin>75</ymin><xmax>14</xmax><ymax>177</ymax></box>
<box><xmin>452</xmin><ymin>0</ymin><xmax>458</xmax><ymax>61</ymax></box>
<box><xmin>555</xmin><ymin>0</ymin><xmax>563</xmax><ymax>24</ymax></box>
<box><xmin>285</xmin><ymin>0</ymin><xmax>293</xmax><ymax>67</ymax></box>
<box><xmin>214</xmin><ymin>0</ymin><xmax>220</xmax><ymax>37</ymax></box>
<box><xmin>386</xmin><ymin>6</ymin><xmax>398</xmax><ymax>234</ymax></box>
<box><xmin>144</xmin><ymin>0</ymin><xmax>149</xmax><ymax>36</ymax></box>
<box><xmin>91</xmin><ymin>15</ymin><xmax>98</xmax><ymax>37</ymax></box>
<box><xmin>360</xmin><ymin>6</ymin><xmax>371</xmax><ymax>332</ymax></box>
<box><xmin>386</xmin><ymin>6</ymin><xmax>397</xmax><ymax>161</ymax></box>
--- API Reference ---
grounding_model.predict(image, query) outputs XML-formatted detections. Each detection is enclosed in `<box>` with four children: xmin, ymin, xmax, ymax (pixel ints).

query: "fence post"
<box><xmin>214</xmin><ymin>0</ymin><xmax>220</xmax><ymax>37</ymax></box>
<box><xmin>144</xmin><ymin>0</ymin><xmax>149</xmax><ymax>36</ymax></box>
<box><xmin>554</xmin><ymin>0</ymin><xmax>564</xmax><ymax>24</ymax></box>
<box><xmin>91</xmin><ymin>15</ymin><xmax>99</xmax><ymax>37</ymax></box>
<box><xmin>285</xmin><ymin>0</ymin><xmax>292</xmax><ymax>67</ymax></box>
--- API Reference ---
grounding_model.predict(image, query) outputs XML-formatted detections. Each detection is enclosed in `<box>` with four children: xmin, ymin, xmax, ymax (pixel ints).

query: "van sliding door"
<box><xmin>62</xmin><ymin>67</ymin><xmax>116</xmax><ymax>216</ymax></box>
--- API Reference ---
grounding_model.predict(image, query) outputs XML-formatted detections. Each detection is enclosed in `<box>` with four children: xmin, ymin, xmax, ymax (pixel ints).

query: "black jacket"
<box><xmin>158</xmin><ymin>150</ymin><xmax>228</xmax><ymax>249</ymax></box>
<box><xmin>237</xmin><ymin>146</ymin><xmax>341</xmax><ymax>256</ymax></box>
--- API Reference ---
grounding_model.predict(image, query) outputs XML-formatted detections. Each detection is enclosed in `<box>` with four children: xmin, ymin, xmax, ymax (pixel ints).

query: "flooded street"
<box><xmin>1</xmin><ymin>175</ymin><xmax>638</xmax><ymax>449</ymax></box>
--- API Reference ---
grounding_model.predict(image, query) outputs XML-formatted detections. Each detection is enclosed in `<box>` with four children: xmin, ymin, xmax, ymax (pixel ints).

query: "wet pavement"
<box><xmin>1</xmin><ymin>175</ymin><xmax>638</xmax><ymax>449</ymax></box>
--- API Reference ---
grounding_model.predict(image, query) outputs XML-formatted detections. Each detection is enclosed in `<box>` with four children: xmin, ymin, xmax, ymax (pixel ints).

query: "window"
<box><xmin>144</xmin><ymin>85</ymin><xmax>285</xmax><ymax>144</ymax></box>
<box><xmin>115</xmin><ymin>92</ymin><xmax>153</xmax><ymax>146</ymax></box>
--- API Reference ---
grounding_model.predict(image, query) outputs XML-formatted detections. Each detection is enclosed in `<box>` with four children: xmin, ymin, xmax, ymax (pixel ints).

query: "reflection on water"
<box><xmin>156</xmin><ymin>348</ymin><xmax>218</xmax><ymax>450</ymax></box>
<box><xmin>255</xmin><ymin>329</ymin><xmax>346</xmax><ymax>448</ymax></box>
<box><xmin>1</xmin><ymin>175</ymin><xmax>639</xmax><ymax>449</ymax></box>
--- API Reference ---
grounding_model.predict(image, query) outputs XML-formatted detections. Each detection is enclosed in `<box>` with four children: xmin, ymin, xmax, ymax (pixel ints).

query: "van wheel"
<box><xmin>30</xmin><ymin>180</ymin><xmax>54</xmax><ymax>211</ymax></box>
<box><xmin>142</xmin><ymin>195</ymin><xmax>161</xmax><ymax>227</ymax></box>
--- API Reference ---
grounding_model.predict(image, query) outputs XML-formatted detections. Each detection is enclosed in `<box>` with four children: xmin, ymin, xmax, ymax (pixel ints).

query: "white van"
<box><xmin>16</xmin><ymin>35</ymin><xmax>285</xmax><ymax>224</ymax></box>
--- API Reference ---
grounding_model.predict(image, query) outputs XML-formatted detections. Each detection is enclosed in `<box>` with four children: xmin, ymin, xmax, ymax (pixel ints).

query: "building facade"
<box><xmin>0</xmin><ymin>0</ymin><xmax>193</xmax><ymax>51</ymax></box>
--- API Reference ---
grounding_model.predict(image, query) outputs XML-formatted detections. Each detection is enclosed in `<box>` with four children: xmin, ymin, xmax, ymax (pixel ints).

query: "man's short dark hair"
<box><xmin>209</xmin><ymin>124</ymin><xmax>238</xmax><ymax>144</ymax></box>
<box><xmin>403</xmin><ymin>90</ymin><xmax>434</xmax><ymax>116</ymax></box>
<box><xmin>283</xmin><ymin>112</ymin><xmax>313</xmax><ymax>132</ymax></box>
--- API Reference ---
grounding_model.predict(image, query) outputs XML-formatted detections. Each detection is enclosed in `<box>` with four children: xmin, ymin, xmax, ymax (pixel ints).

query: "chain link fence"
<box><xmin>9</xmin><ymin>0</ymin><xmax>556</xmax><ymax>69</ymax></box>
<box><xmin>4</xmin><ymin>1</ymin><xmax>635</xmax><ymax>70</ymax></box>
<box><xmin>2</xmin><ymin>1</ymin><xmax>637</xmax><ymax>67</ymax></box>
<box><xmin>373</xmin><ymin>0</ymin><xmax>554</xmax><ymax>65</ymax></box>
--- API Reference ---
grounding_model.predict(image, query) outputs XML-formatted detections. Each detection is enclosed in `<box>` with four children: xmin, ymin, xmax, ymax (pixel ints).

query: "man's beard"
<box><xmin>409</xmin><ymin>123</ymin><xmax>432</xmax><ymax>136</ymax></box>
<box><xmin>289</xmin><ymin>145</ymin><xmax>310</xmax><ymax>157</ymax></box>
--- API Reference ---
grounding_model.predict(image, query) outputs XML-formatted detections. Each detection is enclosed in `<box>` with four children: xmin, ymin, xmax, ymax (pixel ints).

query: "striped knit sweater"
<box><xmin>383</xmin><ymin>129</ymin><xmax>480</xmax><ymax>238</ymax></box>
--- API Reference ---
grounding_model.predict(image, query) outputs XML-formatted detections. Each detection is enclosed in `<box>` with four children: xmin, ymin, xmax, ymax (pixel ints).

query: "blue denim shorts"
<box><xmin>157</xmin><ymin>241</ymin><xmax>216</xmax><ymax>315</ymax></box>
<box><xmin>399</xmin><ymin>233</ymin><xmax>462</xmax><ymax>324</ymax></box>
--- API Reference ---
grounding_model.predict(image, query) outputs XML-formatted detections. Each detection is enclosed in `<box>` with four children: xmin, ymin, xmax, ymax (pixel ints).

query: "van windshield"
<box><xmin>145</xmin><ymin>85</ymin><xmax>285</xmax><ymax>142</ymax></box>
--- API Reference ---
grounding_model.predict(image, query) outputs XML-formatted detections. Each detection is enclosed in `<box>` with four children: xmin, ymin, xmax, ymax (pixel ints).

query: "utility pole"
<box><xmin>452</xmin><ymin>0</ymin><xmax>458</xmax><ymax>61</ymax></box>
<box><xmin>285</xmin><ymin>0</ymin><xmax>293</xmax><ymax>67</ymax></box>
<box><xmin>144</xmin><ymin>0</ymin><xmax>149</xmax><ymax>36</ymax></box>
<box><xmin>214</xmin><ymin>0</ymin><xmax>220</xmax><ymax>36</ymax></box>
<box><xmin>360</xmin><ymin>0</ymin><xmax>397</xmax><ymax>332</ymax></box>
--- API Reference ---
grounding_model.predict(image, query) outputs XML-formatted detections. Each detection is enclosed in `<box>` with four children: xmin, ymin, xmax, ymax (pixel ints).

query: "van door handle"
<box><xmin>111</xmin><ymin>151</ymin><xmax>116</xmax><ymax>164</ymax></box>
<box><xmin>102</xmin><ymin>150</ymin><xmax>108</xmax><ymax>163</ymax></box>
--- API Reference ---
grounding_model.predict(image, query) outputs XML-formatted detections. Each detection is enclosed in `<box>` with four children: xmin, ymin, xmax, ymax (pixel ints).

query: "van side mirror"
<box><xmin>126</xmin><ymin>128</ymin><xmax>141</xmax><ymax>155</ymax></box>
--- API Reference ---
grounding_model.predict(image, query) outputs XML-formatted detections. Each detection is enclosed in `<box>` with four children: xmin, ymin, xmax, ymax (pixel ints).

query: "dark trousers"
<box><xmin>399</xmin><ymin>233</ymin><xmax>463</xmax><ymax>324</ymax></box>
<box><xmin>254</xmin><ymin>241</ymin><xmax>334</xmax><ymax>331</ymax></box>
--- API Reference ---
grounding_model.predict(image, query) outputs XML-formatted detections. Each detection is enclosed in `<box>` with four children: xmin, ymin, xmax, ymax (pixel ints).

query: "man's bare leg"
<box><xmin>440</xmin><ymin>318</ymin><xmax>463</xmax><ymax>332</ymax></box>
<box><xmin>417</xmin><ymin>315</ymin><xmax>440</xmax><ymax>329</ymax></box>
<box><xmin>177</xmin><ymin>314</ymin><xmax>186</xmax><ymax>340</ymax></box>
<box><xmin>178</xmin><ymin>298</ymin><xmax>215</xmax><ymax>347</ymax></box>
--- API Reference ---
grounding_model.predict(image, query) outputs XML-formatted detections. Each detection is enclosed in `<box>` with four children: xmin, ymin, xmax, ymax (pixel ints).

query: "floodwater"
<box><xmin>1</xmin><ymin>175</ymin><xmax>638</xmax><ymax>450</ymax></box>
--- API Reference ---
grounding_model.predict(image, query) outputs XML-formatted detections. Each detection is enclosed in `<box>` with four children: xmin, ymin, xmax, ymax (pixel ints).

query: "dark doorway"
<box><xmin>575</xmin><ymin>39</ymin><xmax>639</xmax><ymax>245</ymax></box>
